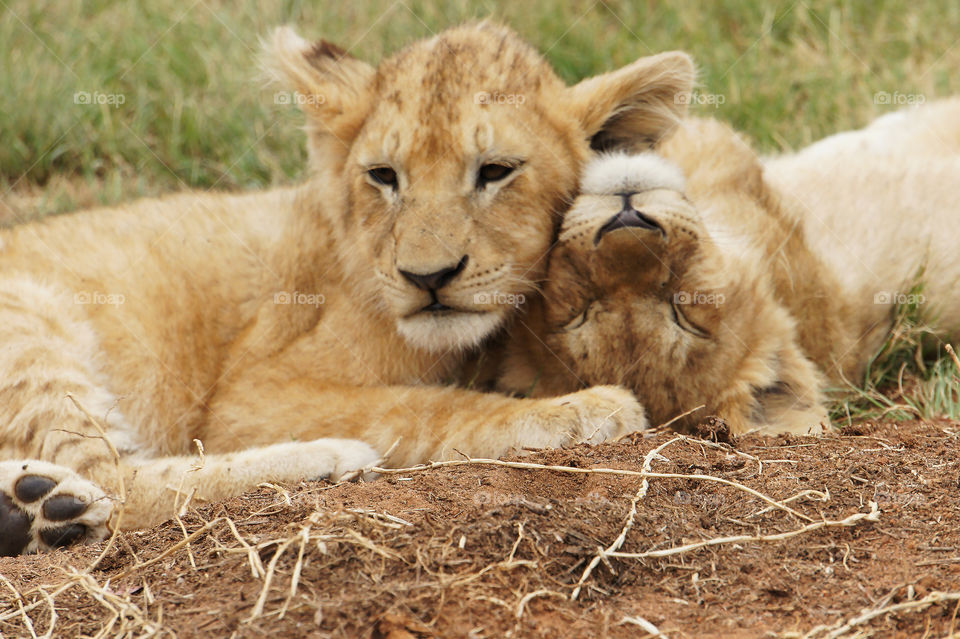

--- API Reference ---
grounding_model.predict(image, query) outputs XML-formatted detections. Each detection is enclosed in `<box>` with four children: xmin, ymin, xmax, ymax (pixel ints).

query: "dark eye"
<box><xmin>477</xmin><ymin>163</ymin><xmax>515</xmax><ymax>189</ymax></box>
<box><xmin>368</xmin><ymin>166</ymin><xmax>398</xmax><ymax>188</ymax></box>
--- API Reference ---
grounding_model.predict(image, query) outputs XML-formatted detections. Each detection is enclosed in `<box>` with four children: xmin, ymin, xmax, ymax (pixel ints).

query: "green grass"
<box><xmin>2</xmin><ymin>0</ymin><xmax>959</xmax><ymax>421</ymax></box>
<box><xmin>3</xmin><ymin>0</ymin><xmax>960</xmax><ymax>202</ymax></box>
<box><xmin>831</xmin><ymin>275</ymin><xmax>960</xmax><ymax>424</ymax></box>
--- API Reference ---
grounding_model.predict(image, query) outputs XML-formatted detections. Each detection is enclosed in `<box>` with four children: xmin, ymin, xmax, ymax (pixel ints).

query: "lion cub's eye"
<box><xmin>368</xmin><ymin>166</ymin><xmax>399</xmax><ymax>189</ymax></box>
<box><xmin>562</xmin><ymin>303</ymin><xmax>593</xmax><ymax>332</ymax></box>
<box><xmin>477</xmin><ymin>163</ymin><xmax>515</xmax><ymax>189</ymax></box>
<box><xmin>670</xmin><ymin>300</ymin><xmax>711</xmax><ymax>339</ymax></box>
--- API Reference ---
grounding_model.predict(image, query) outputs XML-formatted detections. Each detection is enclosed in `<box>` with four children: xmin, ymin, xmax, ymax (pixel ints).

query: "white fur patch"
<box><xmin>397</xmin><ymin>311</ymin><xmax>505</xmax><ymax>353</ymax></box>
<box><xmin>580</xmin><ymin>151</ymin><xmax>686</xmax><ymax>196</ymax></box>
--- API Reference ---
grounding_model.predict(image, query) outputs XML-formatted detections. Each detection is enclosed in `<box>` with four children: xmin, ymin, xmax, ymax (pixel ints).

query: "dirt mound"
<box><xmin>2</xmin><ymin>421</ymin><xmax>959</xmax><ymax>638</ymax></box>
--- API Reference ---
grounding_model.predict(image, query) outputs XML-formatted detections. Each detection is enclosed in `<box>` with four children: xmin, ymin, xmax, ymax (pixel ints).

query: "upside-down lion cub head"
<box><xmin>499</xmin><ymin>148</ymin><xmax>829</xmax><ymax>435</ymax></box>
<box><xmin>267</xmin><ymin>23</ymin><xmax>693</xmax><ymax>352</ymax></box>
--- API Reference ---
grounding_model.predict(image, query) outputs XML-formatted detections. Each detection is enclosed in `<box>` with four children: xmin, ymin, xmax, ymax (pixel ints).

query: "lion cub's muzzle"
<box><xmin>398</xmin><ymin>255</ymin><xmax>469</xmax><ymax>312</ymax></box>
<box><xmin>594</xmin><ymin>192</ymin><xmax>665</xmax><ymax>244</ymax></box>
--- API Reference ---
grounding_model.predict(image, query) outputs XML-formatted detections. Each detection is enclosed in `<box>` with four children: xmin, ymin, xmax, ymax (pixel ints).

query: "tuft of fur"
<box><xmin>580</xmin><ymin>151</ymin><xmax>686</xmax><ymax>195</ymax></box>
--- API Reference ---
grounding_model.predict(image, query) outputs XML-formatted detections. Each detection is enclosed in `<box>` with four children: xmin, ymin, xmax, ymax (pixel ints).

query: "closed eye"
<box><xmin>670</xmin><ymin>300</ymin><xmax>711</xmax><ymax>339</ymax></box>
<box><xmin>562</xmin><ymin>302</ymin><xmax>593</xmax><ymax>332</ymax></box>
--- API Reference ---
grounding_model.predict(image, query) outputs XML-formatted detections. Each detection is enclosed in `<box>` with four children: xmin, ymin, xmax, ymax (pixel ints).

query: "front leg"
<box><xmin>204</xmin><ymin>365</ymin><xmax>646</xmax><ymax>466</ymax></box>
<box><xmin>0</xmin><ymin>438</ymin><xmax>380</xmax><ymax>555</ymax></box>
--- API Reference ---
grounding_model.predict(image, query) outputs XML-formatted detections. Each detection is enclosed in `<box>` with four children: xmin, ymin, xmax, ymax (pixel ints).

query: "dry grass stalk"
<box><xmin>803</xmin><ymin>590</ymin><xmax>960</xmax><ymax>638</ymax></box>
<box><xmin>748</xmin><ymin>489</ymin><xmax>830</xmax><ymax>519</ymax></box>
<box><xmin>223</xmin><ymin>517</ymin><xmax>266</xmax><ymax>579</ymax></box>
<box><xmin>947</xmin><ymin>344</ymin><xmax>960</xmax><ymax>376</ymax></box>
<box><xmin>515</xmin><ymin>589</ymin><xmax>565</xmax><ymax>619</ymax></box>
<box><xmin>609</xmin><ymin>501</ymin><xmax>879</xmax><ymax>560</ymax></box>
<box><xmin>246</xmin><ymin>537</ymin><xmax>296</xmax><ymax>622</ymax></box>
<box><xmin>65</xmin><ymin>393</ymin><xmax>126</xmax><ymax>572</ymax></box>
<box><xmin>619</xmin><ymin>614</ymin><xmax>667</xmax><ymax>637</ymax></box>
<box><xmin>571</xmin><ymin>435</ymin><xmax>684</xmax><ymax>600</ymax></box>
<box><xmin>278</xmin><ymin>525</ymin><xmax>311</xmax><ymax>619</ymax></box>
<box><xmin>0</xmin><ymin>574</ymin><xmax>40</xmax><ymax>639</ymax></box>
<box><xmin>72</xmin><ymin>569</ymin><xmax>167</xmax><ymax>637</ymax></box>
<box><xmin>371</xmin><ymin>457</ymin><xmax>810</xmax><ymax>521</ymax></box>
<box><xmin>116</xmin><ymin>517</ymin><xmax>227</xmax><ymax>580</ymax></box>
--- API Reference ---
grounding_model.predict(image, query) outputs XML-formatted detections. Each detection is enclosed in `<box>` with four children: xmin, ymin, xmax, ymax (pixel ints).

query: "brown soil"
<box><xmin>2</xmin><ymin>421</ymin><xmax>959</xmax><ymax>638</ymax></box>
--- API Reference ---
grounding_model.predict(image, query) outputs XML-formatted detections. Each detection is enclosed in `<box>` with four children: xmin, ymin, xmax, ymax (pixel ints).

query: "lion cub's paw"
<box><xmin>535</xmin><ymin>385</ymin><xmax>648</xmax><ymax>447</ymax></box>
<box><xmin>0</xmin><ymin>460</ymin><xmax>113</xmax><ymax>556</ymax></box>
<box><xmin>277</xmin><ymin>438</ymin><xmax>381</xmax><ymax>483</ymax></box>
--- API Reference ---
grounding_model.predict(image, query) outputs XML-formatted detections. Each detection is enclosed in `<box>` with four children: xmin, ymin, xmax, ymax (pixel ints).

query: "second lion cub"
<box><xmin>498</xmin><ymin>103</ymin><xmax>960</xmax><ymax>434</ymax></box>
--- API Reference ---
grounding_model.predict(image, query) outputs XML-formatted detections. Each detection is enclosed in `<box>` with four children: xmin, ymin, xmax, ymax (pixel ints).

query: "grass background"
<box><xmin>4</xmin><ymin>0</ymin><xmax>960</xmax><ymax>211</ymax></box>
<box><xmin>1</xmin><ymin>0</ymin><xmax>958</xmax><ymax>418</ymax></box>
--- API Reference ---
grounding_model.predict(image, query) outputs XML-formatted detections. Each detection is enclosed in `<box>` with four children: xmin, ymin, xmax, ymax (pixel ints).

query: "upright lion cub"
<box><xmin>0</xmin><ymin>23</ymin><xmax>694</xmax><ymax>554</ymax></box>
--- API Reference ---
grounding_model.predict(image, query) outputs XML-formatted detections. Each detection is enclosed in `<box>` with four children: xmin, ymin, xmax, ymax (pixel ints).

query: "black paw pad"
<box><xmin>42</xmin><ymin>495</ymin><xmax>89</xmax><ymax>521</ymax></box>
<box><xmin>39</xmin><ymin>524</ymin><xmax>87</xmax><ymax>548</ymax></box>
<box><xmin>0</xmin><ymin>492</ymin><xmax>32</xmax><ymax>557</ymax></box>
<box><xmin>14</xmin><ymin>475</ymin><xmax>57</xmax><ymax>503</ymax></box>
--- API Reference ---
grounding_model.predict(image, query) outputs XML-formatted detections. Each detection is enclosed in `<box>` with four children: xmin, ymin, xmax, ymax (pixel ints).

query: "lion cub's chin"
<box><xmin>397</xmin><ymin>310</ymin><xmax>506</xmax><ymax>353</ymax></box>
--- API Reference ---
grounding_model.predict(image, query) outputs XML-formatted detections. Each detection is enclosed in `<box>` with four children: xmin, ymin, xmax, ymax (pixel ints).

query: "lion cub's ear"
<box><xmin>264</xmin><ymin>27</ymin><xmax>376</xmax><ymax>162</ymax></box>
<box><xmin>565</xmin><ymin>51</ymin><xmax>695</xmax><ymax>151</ymax></box>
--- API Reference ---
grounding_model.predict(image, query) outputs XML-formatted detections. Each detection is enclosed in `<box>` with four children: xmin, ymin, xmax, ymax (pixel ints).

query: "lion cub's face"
<box><xmin>268</xmin><ymin>23</ymin><xmax>694</xmax><ymax>352</ymax></box>
<box><xmin>539</xmin><ymin>153</ymin><xmax>721</xmax><ymax>390</ymax></box>
<box><xmin>526</xmin><ymin>152</ymin><xmax>827</xmax><ymax>434</ymax></box>
<box><xmin>346</xmin><ymin>31</ymin><xmax>581</xmax><ymax>352</ymax></box>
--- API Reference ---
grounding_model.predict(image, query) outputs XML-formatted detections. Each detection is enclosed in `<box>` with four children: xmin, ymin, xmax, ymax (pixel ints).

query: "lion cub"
<box><xmin>0</xmin><ymin>23</ymin><xmax>695</xmax><ymax>555</ymax></box>
<box><xmin>499</xmin><ymin>105</ymin><xmax>960</xmax><ymax>435</ymax></box>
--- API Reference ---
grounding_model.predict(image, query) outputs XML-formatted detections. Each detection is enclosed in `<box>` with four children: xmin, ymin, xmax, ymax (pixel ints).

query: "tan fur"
<box><xmin>0</xmin><ymin>23</ymin><xmax>694</xmax><ymax>553</ymax></box>
<box><xmin>498</xmin><ymin>101</ymin><xmax>960</xmax><ymax>435</ymax></box>
<box><xmin>764</xmin><ymin>97</ymin><xmax>960</xmax><ymax>338</ymax></box>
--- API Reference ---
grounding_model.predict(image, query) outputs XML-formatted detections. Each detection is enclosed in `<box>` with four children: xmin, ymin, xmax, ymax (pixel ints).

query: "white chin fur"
<box><xmin>397</xmin><ymin>310</ymin><xmax>506</xmax><ymax>353</ymax></box>
<box><xmin>580</xmin><ymin>151</ymin><xmax>686</xmax><ymax>195</ymax></box>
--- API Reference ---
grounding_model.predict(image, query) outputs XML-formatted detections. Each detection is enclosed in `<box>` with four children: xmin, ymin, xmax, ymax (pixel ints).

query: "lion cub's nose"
<box><xmin>399</xmin><ymin>256</ymin><xmax>469</xmax><ymax>291</ymax></box>
<box><xmin>594</xmin><ymin>193</ymin><xmax>664</xmax><ymax>244</ymax></box>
